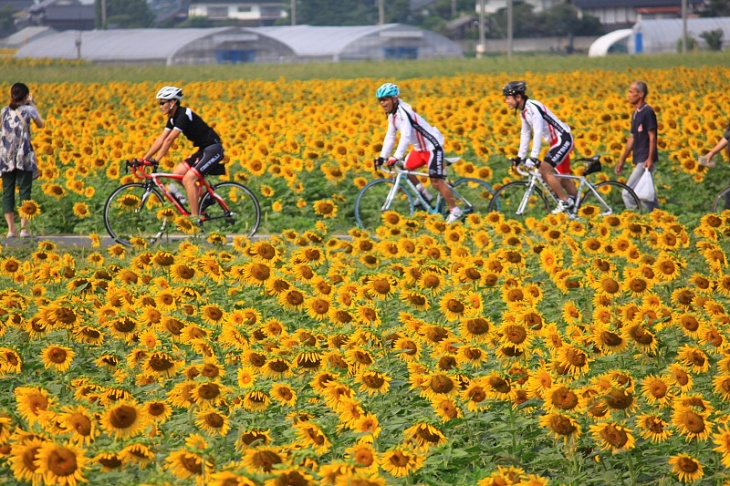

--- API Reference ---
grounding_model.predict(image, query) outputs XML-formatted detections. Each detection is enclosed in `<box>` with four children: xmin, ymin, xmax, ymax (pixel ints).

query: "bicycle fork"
<box><xmin>517</xmin><ymin>177</ymin><xmax>543</xmax><ymax>216</ymax></box>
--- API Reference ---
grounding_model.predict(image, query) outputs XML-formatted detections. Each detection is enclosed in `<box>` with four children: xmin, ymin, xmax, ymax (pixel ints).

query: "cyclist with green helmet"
<box><xmin>374</xmin><ymin>82</ymin><xmax>462</xmax><ymax>224</ymax></box>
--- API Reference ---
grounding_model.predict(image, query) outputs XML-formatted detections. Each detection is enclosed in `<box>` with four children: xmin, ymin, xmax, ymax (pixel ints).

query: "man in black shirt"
<box><xmin>615</xmin><ymin>80</ymin><xmax>659</xmax><ymax>212</ymax></box>
<box><xmin>142</xmin><ymin>86</ymin><xmax>224</xmax><ymax>216</ymax></box>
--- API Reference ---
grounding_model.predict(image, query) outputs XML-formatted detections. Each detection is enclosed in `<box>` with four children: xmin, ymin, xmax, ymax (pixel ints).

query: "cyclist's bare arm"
<box><xmin>144</xmin><ymin>128</ymin><xmax>180</xmax><ymax>161</ymax></box>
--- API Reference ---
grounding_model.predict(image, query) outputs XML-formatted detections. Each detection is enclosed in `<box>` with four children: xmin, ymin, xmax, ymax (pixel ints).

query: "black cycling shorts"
<box><xmin>185</xmin><ymin>142</ymin><xmax>224</xmax><ymax>176</ymax></box>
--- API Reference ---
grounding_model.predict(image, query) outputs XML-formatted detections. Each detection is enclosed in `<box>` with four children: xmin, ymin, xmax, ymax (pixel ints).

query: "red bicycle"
<box><xmin>103</xmin><ymin>159</ymin><xmax>260</xmax><ymax>246</ymax></box>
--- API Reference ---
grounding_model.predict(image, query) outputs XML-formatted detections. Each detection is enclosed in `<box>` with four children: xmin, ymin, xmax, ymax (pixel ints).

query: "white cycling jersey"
<box><xmin>518</xmin><ymin>99</ymin><xmax>571</xmax><ymax>160</ymax></box>
<box><xmin>379</xmin><ymin>100</ymin><xmax>444</xmax><ymax>161</ymax></box>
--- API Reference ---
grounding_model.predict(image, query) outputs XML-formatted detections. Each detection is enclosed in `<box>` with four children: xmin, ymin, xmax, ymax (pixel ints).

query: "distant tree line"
<box><xmin>286</xmin><ymin>0</ymin><xmax>604</xmax><ymax>38</ymax></box>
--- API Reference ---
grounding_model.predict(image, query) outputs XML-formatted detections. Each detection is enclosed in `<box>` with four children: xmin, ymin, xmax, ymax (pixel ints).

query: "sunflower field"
<box><xmin>1</xmin><ymin>59</ymin><xmax>730</xmax><ymax>485</ymax></box>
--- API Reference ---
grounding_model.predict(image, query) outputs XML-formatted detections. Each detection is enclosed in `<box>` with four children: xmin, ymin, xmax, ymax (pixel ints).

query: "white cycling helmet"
<box><xmin>156</xmin><ymin>86</ymin><xmax>183</xmax><ymax>101</ymax></box>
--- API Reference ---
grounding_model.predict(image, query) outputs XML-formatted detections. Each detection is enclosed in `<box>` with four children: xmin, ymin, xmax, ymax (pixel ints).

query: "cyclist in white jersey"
<box><xmin>503</xmin><ymin>81</ymin><xmax>577</xmax><ymax>214</ymax></box>
<box><xmin>374</xmin><ymin>83</ymin><xmax>462</xmax><ymax>224</ymax></box>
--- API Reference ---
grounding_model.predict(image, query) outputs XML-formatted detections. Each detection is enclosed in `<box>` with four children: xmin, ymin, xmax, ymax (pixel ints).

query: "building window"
<box><xmin>207</xmin><ymin>6</ymin><xmax>228</xmax><ymax>19</ymax></box>
<box><xmin>384</xmin><ymin>47</ymin><xmax>418</xmax><ymax>60</ymax></box>
<box><xmin>260</xmin><ymin>7</ymin><xmax>280</xmax><ymax>18</ymax></box>
<box><xmin>238</xmin><ymin>6</ymin><xmax>252</xmax><ymax>13</ymax></box>
<box><xmin>216</xmin><ymin>49</ymin><xmax>256</xmax><ymax>64</ymax></box>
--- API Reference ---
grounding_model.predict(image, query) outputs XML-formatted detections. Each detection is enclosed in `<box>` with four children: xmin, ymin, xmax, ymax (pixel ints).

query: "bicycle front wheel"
<box><xmin>200</xmin><ymin>182</ymin><xmax>261</xmax><ymax>238</ymax></box>
<box><xmin>354</xmin><ymin>179</ymin><xmax>413</xmax><ymax>231</ymax></box>
<box><xmin>103</xmin><ymin>183</ymin><xmax>171</xmax><ymax>246</ymax></box>
<box><xmin>712</xmin><ymin>187</ymin><xmax>730</xmax><ymax>213</ymax></box>
<box><xmin>451</xmin><ymin>178</ymin><xmax>495</xmax><ymax>217</ymax></box>
<box><xmin>580</xmin><ymin>181</ymin><xmax>643</xmax><ymax>216</ymax></box>
<box><xmin>487</xmin><ymin>181</ymin><xmax>550</xmax><ymax>221</ymax></box>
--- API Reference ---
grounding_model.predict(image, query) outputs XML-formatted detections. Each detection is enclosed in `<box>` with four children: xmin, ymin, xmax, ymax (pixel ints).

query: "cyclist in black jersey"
<box><xmin>142</xmin><ymin>86</ymin><xmax>224</xmax><ymax>216</ymax></box>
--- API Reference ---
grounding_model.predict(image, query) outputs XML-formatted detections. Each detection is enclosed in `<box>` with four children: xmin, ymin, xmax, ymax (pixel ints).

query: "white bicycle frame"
<box><xmin>379</xmin><ymin>157</ymin><xmax>461</xmax><ymax>214</ymax></box>
<box><xmin>514</xmin><ymin>164</ymin><xmax>616</xmax><ymax>216</ymax></box>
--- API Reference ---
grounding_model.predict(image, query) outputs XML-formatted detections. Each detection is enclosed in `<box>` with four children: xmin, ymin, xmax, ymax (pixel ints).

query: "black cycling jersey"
<box><xmin>166</xmin><ymin>106</ymin><xmax>220</xmax><ymax>148</ymax></box>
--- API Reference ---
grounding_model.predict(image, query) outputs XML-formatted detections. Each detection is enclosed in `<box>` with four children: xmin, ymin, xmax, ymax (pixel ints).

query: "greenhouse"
<box><xmin>13</xmin><ymin>24</ymin><xmax>463</xmax><ymax>65</ymax></box>
<box><xmin>628</xmin><ymin>16</ymin><xmax>730</xmax><ymax>54</ymax></box>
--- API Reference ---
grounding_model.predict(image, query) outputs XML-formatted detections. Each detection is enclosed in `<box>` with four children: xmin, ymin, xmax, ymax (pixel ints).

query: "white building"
<box><xmin>187</xmin><ymin>1</ymin><xmax>287</xmax><ymax>25</ymax></box>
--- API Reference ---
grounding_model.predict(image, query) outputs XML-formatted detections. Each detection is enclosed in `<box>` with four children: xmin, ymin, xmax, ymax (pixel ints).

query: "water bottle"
<box><xmin>169</xmin><ymin>183</ymin><xmax>187</xmax><ymax>205</ymax></box>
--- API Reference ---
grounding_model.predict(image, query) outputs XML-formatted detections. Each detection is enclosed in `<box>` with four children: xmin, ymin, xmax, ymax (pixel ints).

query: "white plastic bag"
<box><xmin>633</xmin><ymin>169</ymin><xmax>655</xmax><ymax>201</ymax></box>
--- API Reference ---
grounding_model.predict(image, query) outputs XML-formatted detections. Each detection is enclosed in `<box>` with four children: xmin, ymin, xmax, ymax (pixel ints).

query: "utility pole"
<box><xmin>477</xmin><ymin>0</ymin><xmax>485</xmax><ymax>58</ymax></box>
<box><xmin>451</xmin><ymin>0</ymin><xmax>456</xmax><ymax>19</ymax></box>
<box><xmin>378</xmin><ymin>0</ymin><xmax>384</xmax><ymax>25</ymax></box>
<box><xmin>291</xmin><ymin>0</ymin><xmax>296</xmax><ymax>25</ymax></box>
<box><xmin>507</xmin><ymin>0</ymin><xmax>513</xmax><ymax>58</ymax></box>
<box><xmin>100</xmin><ymin>0</ymin><xmax>106</xmax><ymax>29</ymax></box>
<box><xmin>681</xmin><ymin>0</ymin><xmax>688</xmax><ymax>53</ymax></box>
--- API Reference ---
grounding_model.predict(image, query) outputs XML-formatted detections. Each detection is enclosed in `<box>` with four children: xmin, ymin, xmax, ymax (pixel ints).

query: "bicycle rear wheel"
<box><xmin>487</xmin><ymin>181</ymin><xmax>550</xmax><ymax>221</ymax></box>
<box><xmin>712</xmin><ymin>187</ymin><xmax>730</xmax><ymax>213</ymax></box>
<box><xmin>580</xmin><ymin>181</ymin><xmax>643</xmax><ymax>216</ymax></box>
<box><xmin>103</xmin><ymin>183</ymin><xmax>173</xmax><ymax>246</ymax></box>
<box><xmin>451</xmin><ymin>178</ymin><xmax>495</xmax><ymax>217</ymax></box>
<box><xmin>200</xmin><ymin>182</ymin><xmax>261</xmax><ymax>238</ymax></box>
<box><xmin>354</xmin><ymin>179</ymin><xmax>413</xmax><ymax>231</ymax></box>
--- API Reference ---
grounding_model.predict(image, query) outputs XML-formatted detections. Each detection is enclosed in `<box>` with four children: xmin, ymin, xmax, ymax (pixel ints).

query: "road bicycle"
<box><xmin>103</xmin><ymin>159</ymin><xmax>261</xmax><ymax>246</ymax></box>
<box><xmin>354</xmin><ymin>158</ymin><xmax>495</xmax><ymax>231</ymax></box>
<box><xmin>487</xmin><ymin>156</ymin><xmax>643</xmax><ymax>220</ymax></box>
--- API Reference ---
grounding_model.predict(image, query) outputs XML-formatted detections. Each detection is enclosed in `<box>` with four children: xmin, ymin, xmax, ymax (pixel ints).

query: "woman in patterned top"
<box><xmin>1</xmin><ymin>82</ymin><xmax>44</xmax><ymax>238</ymax></box>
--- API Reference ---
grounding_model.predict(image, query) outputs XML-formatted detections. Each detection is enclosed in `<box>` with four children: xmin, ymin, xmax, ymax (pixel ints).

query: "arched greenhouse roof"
<box><xmin>14</xmin><ymin>27</ymin><xmax>283</xmax><ymax>64</ymax></box>
<box><xmin>588</xmin><ymin>29</ymin><xmax>632</xmax><ymax>57</ymax></box>
<box><xmin>14</xmin><ymin>24</ymin><xmax>462</xmax><ymax>65</ymax></box>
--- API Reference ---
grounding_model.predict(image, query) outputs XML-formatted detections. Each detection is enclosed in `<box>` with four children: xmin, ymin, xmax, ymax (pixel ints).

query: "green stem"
<box><xmin>508</xmin><ymin>402</ymin><xmax>517</xmax><ymax>457</ymax></box>
<box><xmin>627</xmin><ymin>451</ymin><xmax>636</xmax><ymax>486</ymax></box>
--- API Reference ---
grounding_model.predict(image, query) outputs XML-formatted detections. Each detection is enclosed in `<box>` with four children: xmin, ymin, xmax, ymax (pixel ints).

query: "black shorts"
<box><xmin>185</xmin><ymin>142</ymin><xmax>225</xmax><ymax>176</ymax></box>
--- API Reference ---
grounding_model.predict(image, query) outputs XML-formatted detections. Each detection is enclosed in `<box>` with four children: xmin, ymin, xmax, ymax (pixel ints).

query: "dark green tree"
<box><xmin>95</xmin><ymin>0</ymin><xmax>154</xmax><ymax>28</ymax></box>
<box><xmin>538</xmin><ymin>3</ymin><xmax>603</xmax><ymax>37</ymax></box>
<box><xmin>295</xmin><ymin>0</ymin><xmax>377</xmax><ymax>26</ymax></box>
<box><xmin>0</xmin><ymin>6</ymin><xmax>16</xmax><ymax>36</ymax></box>
<box><xmin>487</xmin><ymin>1</ymin><xmax>540</xmax><ymax>38</ymax></box>
<box><xmin>701</xmin><ymin>0</ymin><xmax>730</xmax><ymax>17</ymax></box>
<box><xmin>384</xmin><ymin>0</ymin><xmax>415</xmax><ymax>24</ymax></box>
<box><xmin>700</xmin><ymin>28</ymin><xmax>723</xmax><ymax>50</ymax></box>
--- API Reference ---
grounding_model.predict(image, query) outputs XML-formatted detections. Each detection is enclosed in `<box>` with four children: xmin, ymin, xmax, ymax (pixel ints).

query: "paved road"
<box><xmin>1</xmin><ymin>234</ymin><xmax>270</xmax><ymax>248</ymax></box>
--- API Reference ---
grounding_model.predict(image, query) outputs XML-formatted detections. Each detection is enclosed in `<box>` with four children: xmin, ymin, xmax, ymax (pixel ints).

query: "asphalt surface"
<box><xmin>1</xmin><ymin>234</ymin><xmax>270</xmax><ymax>248</ymax></box>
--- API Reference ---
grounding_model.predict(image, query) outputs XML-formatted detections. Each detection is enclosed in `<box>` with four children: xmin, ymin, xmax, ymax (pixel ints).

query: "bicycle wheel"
<box><xmin>200</xmin><ymin>182</ymin><xmax>261</xmax><ymax>238</ymax></box>
<box><xmin>580</xmin><ymin>181</ymin><xmax>643</xmax><ymax>216</ymax></box>
<box><xmin>712</xmin><ymin>187</ymin><xmax>730</xmax><ymax>213</ymax></box>
<box><xmin>354</xmin><ymin>179</ymin><xmax>413</xmax><ymax>231</ymax></box>
<box><xmin>487</xmin><ymin>181</ymin><xmax>550</xmax><ymax>221</ymax></box>
<box><xmin>451</xmin><ymin>178</ymin><xmax>495</xmax><ymax>217</ymax></box>
<box><xmin>103</xmin><ymin>183</ymin><xmax>172</xmax><ymax>246</ymax></box>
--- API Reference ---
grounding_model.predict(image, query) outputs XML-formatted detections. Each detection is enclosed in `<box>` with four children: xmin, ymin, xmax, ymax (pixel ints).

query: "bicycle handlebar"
<box><xmin>124</xmin><ymin>158</ymin><xmax>159</xmax><ymax>179</ymax></box>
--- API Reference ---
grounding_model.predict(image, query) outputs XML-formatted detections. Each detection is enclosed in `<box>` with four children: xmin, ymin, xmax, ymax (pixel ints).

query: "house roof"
<box><xmin>44</xmin><ymin>5</ymin><xmax>95</xmax><ymax>21</ymax></box>
<box><xmin>574</xmin><ymin>0</ymin><xmax>701</xmax><ymax>8</ymax></box>
<box><xmin>0</xmin><ymin>25</ymin><xmax>55</xmax><ymax>47</ymax></box>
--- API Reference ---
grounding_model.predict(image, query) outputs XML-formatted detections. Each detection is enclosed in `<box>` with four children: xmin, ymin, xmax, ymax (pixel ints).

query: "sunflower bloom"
<box><xmin>99</xmin><ymin>401</ymin><xmax>148</xmax><ymax>440</ymax></box>
<box><xmin>539</xmin><ymin>412</ymin><xmax>581</xmax><ymax>443</ymax></box>
<box><xmin>165</xmin><ymin>449</ymin><xmax>212</xmax><ymax>480</ymax></box>
<box><xmin>18</xmin><ymin>199</ymin><xmax>41</xmax><ymax>219</ymax></box>
<box><xmin>589</xmin><ymin>421</ymin><xmax>636</xmax><ymax>453</ymax></box>
<box><xmin>380</xmin><ymin>447</ymin><xmax>424</xmax><ymax>478</ymax></box>
<box><xmin>668</xmin><ymin>454</ymin><xmax>703</xmax><ymax>484</ymax></box>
